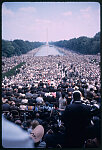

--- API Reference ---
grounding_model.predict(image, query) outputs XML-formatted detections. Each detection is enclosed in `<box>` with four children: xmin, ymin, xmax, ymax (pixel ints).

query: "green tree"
<box><xmin>2</xmin><ymin>40</ymin><xmax>15</xmax><ymax>57</ymax></box>
<box><xmin>2</xmin><ymin>39</ymin><xmax>44</xmax><ymax>57</ymax></box>
<box><xmin>50</xmin><ymin>32</ymin><xmax>100</xmax><ymax>55</ymax></box>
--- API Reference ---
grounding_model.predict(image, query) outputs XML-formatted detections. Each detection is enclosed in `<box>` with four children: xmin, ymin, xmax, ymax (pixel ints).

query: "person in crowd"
<box><xmin>62</xmin><ymin>91</ymin><xmax>95</xmax><ymax>147</ymax></box>
<box><xmin>26</xmin><ymin>119</ymin><xmax>32</xmax><ymax>134</ymax></box>
<box><xmin>31</xmin><ymin>120</ymin><xmax>40</xmax><ymax>130</ymax></box>
<box><xmin>34</xmin><ymin>113</ymin><xmax>43</xmax><ymax>125</ymax></box>
<box><xmin>59</xmin><ymin>93</ymin><xmax>67</xmax><ymax>112</ymax></box>
<box><xmin>26</xmin><ymin>89</ymin><xmax>33</xmax><ymax>98</ymax></box>
<box><xmin>87</xmin><ymin>88</ymin><xmax>96</xmax><ymax>102</ymax></box>
<box><xmin>19</xmin><ymin>104</ymin><xmax>27</xmax><ymax>110</ymax></box>
<box><xmin>44</xmin><ymin>121</ymin><xmax>65</xmax><ymax>148</ymax></box>
<box><xmin>2</xmin><ymin>100</ymin><xmax>10</xmax><ymax>111</ymax></box>
<box><xmin>66</xmin><ymin>92</ymin><xmax>72</xmax><ymax>105</ymax></box>
<box><xmin>36</xmin><ymin>94</ymin><xmax>44</xmax><ymax>104</ymax></box>
<box><xmin>10</xmin><ymin>101</ymin><xmax>18</xmax><ymax>111</ymax></box>
<box><xmin>15</xmin><ymin>119</ymin><xmax>22</xmax><ymax>126</ymax></box>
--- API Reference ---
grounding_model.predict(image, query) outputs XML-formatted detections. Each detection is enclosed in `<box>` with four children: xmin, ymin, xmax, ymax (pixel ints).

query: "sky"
<box><xmin>2</xmin><ymin>2</ymin><xmax>100</xmax><ymax>42</ymax></box>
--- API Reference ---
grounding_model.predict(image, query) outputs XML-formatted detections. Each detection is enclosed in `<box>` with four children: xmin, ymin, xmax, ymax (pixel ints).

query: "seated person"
<box><xmin>36</xmin><ymin>94</ymin><xmax>44</xmax><ymax>104</ymax></box>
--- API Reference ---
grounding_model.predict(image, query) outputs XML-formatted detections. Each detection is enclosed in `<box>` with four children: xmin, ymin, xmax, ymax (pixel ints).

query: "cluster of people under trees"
<box><xmin>2</xmin><ymin>47</ymin><xmax>101</xmax><ymax>148</ymax></box>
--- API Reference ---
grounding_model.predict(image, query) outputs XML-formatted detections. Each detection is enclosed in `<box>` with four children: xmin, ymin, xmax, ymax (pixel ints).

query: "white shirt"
<box><xmin>2</xmin><ymin>116</ymin><xmax>34</xmax><ymax>148</ymax></box>
<box><xmin>36</xmin><ymin>97</ymin><xmax>44</xmax><ymax>104</ymax></box>
<box><xmin>59</xmin><ymin>97</ymin><xmax>66</xmax><ymax>109</ymax></box>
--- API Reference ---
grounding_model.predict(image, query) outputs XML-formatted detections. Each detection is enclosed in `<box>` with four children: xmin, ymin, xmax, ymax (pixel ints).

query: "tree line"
<box><xmin>2</xmin><ymin>62</ymin><xmax>25</xmax><ymax>79</ymax></box>
<box><xmin>2</xmin><ymin>39</ymin><xmax>44</xmax><ymax>57</ymax></box>
<box><xmin>50</xmin><ymin>32</ymin><xmax>100</xmax><ymax>55</ymax></box>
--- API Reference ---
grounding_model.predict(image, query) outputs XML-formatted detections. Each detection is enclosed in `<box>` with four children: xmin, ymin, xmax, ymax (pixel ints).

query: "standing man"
<box><xmin>62</xmin><ymin>91</ymin><xmax>92</xmax><ymax>147</ymax></box>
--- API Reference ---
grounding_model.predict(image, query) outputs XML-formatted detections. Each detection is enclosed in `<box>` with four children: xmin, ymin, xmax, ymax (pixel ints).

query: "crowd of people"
<box><xmin>2</xmin><ymin>46</ymin><xmax>101</xmax><ymax>148</ymax></box>
<box><xmin>2</xmin><ymin>47</ymin><xmax>40</xmax><ymax>73</ymax></box>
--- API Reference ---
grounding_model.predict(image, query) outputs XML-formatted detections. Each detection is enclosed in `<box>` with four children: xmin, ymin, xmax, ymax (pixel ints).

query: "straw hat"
<box><xmin>30</xmin><ymin>125</ymin><xmax>44</xmax><ymax>143</ymax></box>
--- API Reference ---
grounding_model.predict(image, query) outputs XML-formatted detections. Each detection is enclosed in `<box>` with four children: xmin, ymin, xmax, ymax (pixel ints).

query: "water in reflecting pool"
<box><xmin>35</xmin><ymin>45</ymin><xmax>64</xmax><ymax>56</ymax></box>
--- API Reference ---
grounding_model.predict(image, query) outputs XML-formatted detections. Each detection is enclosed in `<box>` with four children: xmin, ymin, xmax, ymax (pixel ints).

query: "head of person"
<box><xmin>31</xmin><ymin>120</ymin><xmax>39</xmax><ymax>130</ymax></box>
<box><xmin>68</xmin><ymin>92</ymin><xmax>72</xmax><ymax>97</ymax></box>
<box><xmin>38</xmin><ymin>94</ymin><xmax>41</xmax><ymax>97</ymax></box>
<box><xmin>73</xmin><ymin>91</ymin><xmax>81</xmax><ymax>101</ymax></box>
<box><xmin>35</xmin><ymin>113</ymin><xmax>40</xmax><ymax>118</ymax></box>
<box><xmin>62</xmin><ymin>93</ymin><xmax>65</xmax><ymax>99</ymax></box>
<box><xmin>15</xmin><ymin>120</ymin><xmax>22</xmax><ymax>126</ymax></box>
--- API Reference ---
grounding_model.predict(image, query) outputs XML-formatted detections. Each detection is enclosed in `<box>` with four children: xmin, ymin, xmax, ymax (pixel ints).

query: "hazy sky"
<box><xmin>2</xmin><ymin>2</ymin><xmax>100</xmax><ymax>42</ymax></box>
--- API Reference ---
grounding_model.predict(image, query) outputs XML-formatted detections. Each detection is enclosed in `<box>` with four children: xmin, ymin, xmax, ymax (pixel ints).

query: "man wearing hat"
<box><xmin>62</xmin><ymin>91</ymin><xmax>92</xmax><ymax>147</ymax></box>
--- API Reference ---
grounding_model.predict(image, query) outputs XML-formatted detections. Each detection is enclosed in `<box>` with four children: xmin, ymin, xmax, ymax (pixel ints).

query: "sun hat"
<box><xmin>30</xmin><ymin>125</ymin><xmax>44</xmax><ymax>143</ymax></box>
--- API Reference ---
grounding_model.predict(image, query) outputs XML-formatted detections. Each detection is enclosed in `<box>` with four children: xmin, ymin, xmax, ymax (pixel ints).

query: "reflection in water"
<box><xmin>35</xmin><ymin>45</ymin><xmax>64</xmax><ymax>56</ymax></box>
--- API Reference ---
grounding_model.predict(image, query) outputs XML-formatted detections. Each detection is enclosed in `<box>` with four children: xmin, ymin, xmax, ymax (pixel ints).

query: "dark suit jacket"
<box><xmin>62</xmin><ymin>101</ymin><xmax>92</xmax><ymax>147</ymax></box>
<box><xmin>62</xmin><ymin>101</ymin><xmax>91</xmax><ymax>132</ymax></box>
